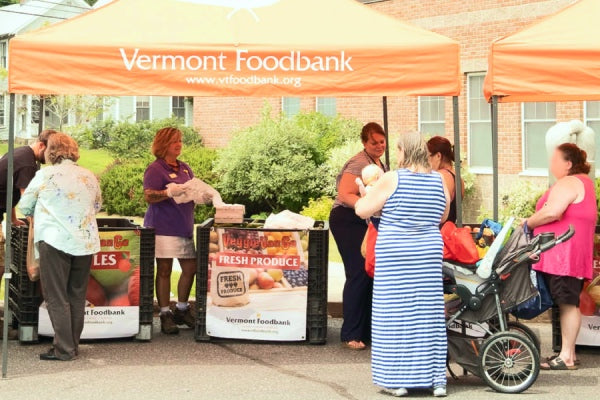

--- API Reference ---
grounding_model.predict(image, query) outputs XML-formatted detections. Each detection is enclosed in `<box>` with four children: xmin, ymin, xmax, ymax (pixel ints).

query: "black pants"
<box><xmin>330</xmin><ymin>206</ymin><xmax>372</xmax><ymax>343</ymax></box>
<box><xmin>39</xmin><ymin>241</ymin><xmax>92</xmax><ymax>360</ymax></box>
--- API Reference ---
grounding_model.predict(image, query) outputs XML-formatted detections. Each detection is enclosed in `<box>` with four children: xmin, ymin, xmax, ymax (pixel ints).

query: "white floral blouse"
<box><xmin>19</xmin><ymin>159</ymin><xmax>102</xmax><ymax>256</ymax></box>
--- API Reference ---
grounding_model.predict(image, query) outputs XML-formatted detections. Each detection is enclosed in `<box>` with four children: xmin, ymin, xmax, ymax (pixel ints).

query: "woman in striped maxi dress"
<box><xmin>356</xmin><ymin>131</ymin><xmax>450</xmax><ymax>397</ymax></box>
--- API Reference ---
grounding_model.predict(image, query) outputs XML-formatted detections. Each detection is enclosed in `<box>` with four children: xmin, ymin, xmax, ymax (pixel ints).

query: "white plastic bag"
<box><xmin>264</xmin><ymin>210</ymin><xmax>315</xmax><ymax>230</ymax></box>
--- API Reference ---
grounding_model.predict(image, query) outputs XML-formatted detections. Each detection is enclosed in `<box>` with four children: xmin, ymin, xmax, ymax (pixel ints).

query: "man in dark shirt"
<box><xmin>0</xmin><ymin>129</ymin><xmax>55</xmax><ymax>337</ymax></box>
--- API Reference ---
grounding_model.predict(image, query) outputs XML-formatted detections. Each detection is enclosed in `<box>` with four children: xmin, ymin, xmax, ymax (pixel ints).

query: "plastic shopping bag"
<box><xmin>441</xmin><ymin>221</ymin><xmax>479</xmax><ymax>264</ymax></box>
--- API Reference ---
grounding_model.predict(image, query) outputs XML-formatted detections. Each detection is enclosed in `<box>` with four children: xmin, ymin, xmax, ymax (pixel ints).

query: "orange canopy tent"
<box><xmin>482</xmin><ymin>0</ymin><xmax>600</xmax><ymax>219</ymax></box>
<box><xmin>8</xmin><ymin>0</ymin><xmax>460</xmax><ymax>97</ymax></box>
<box><xmin>483</xmin><ymin>0</ymin><xmax>600</xmax><ymax>103</ymax></box>
<box><xmin>3</xmin><ymin>0</ymin><xmax>462</xmax><ymax>376</ymax></box>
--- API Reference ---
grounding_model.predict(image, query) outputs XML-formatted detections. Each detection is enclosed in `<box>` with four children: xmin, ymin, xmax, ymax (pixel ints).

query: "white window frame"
<box><xmin>170</xmin><ymin>96</ymin><xmax>186</xmax><ymax>121</ymax></box>
<box><xmin>281</xmin><ymin>97</ymin><xmax>301</xmax><ymax>118</ymax></box>
<box><xmin>315</xmin><ymin>97</ymin><xmax>337</xmax><ymax>117</ymax></box>
<box><xmin>467</xmin><ymin>73</ymin><xmax>492</xmax><ymax>174</ymax></box>
<box><xmin>418</xmin><ymin>96</ymin><xmax>446</xmax><ymax>136</ymax></box>
<box><xmin>520</xmin><ymin>102</ymin><xmax>555</xmax><ymax>175</ymax></box>
<box><xmin>0</xmin><ymin>93</ymin><xmax>5</xmax><ymax>127</ymax></box>
<box><xmin>0</xmin><ymin>40</ymin><xmax>8</xmax><ymax>70</ymax></box>
<box><xmin>583</xmin><ymin>101</ymin><xmax>600</xmax><ymax>175</ymax></box>
<box><xmin>134</xmin><ymin>95</ymin><xmax>152</xmax><ymax>122</ymax></box>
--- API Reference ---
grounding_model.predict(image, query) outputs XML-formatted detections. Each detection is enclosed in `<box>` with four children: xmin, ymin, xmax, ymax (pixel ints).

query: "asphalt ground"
<box><xmin>1</xmin><ymin>319</ymin><xmax>599</xmax><ymax>400</ymax></box>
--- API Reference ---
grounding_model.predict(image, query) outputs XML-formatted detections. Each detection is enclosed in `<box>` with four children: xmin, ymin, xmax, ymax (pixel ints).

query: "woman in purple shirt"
<box><xmin>144</xmin><ymin>127</ymin><xmax>196</xmax><ymax>334</ymax></box>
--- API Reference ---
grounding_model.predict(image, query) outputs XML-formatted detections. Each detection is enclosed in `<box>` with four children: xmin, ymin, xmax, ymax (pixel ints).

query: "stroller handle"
<box><xmin>556</xmin><ymin>224</ymin><xmax>575</xmax><ymax>243</ymax></box>
<box><xmin>514</xmin><ymin>225</ymin><xmax>575</xmax><ymax>263</ymax></box>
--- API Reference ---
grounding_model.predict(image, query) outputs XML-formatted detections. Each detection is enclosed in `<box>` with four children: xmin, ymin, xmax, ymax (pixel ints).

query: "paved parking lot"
<box><xmin>1</xmin><ymin>319</ymin><xmax>599</xmax><ymax>400</ymax></box>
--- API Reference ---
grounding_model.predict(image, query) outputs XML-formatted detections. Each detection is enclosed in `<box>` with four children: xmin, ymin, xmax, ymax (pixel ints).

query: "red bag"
<box><xmin>441</xmin><ymin>221</ymin><xmax>479</xmax><ymax>264</ymax></box>
<box><xmin>364</xmin><ymin>223</ymin><xmax>378</xmax><ymax>278</ymax></box>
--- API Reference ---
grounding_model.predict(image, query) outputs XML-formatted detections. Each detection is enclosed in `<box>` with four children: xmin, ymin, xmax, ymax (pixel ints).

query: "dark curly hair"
<box><xmin>557</xmin><ymin>143</ymin><xmax>590</xmax><ymax>175</ymax></box>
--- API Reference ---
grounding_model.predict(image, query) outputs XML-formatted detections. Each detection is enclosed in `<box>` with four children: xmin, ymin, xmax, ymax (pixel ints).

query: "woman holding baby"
<box><xmin>329</xmin><ymin>122</ymin><xmax>388</xmax><ymax>351</ymax></box>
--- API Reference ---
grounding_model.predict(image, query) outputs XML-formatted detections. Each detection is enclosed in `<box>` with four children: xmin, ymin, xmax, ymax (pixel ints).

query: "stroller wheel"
<box><xmin>507</xmin><ymin>321</ymin><xmax>541</xmax><ymax>353</ymax></box>
<box><xmin>479</xmin><ymin>331</ymin><xmax>540</xmax><ymax>393</ymax></box>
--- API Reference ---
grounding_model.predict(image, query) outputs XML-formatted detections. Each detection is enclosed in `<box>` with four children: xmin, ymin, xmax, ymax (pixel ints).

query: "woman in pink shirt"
<box><xmin>525</xmin><ymin>143</ymin><xmax>597</xmax><ymax>371</ymax></box>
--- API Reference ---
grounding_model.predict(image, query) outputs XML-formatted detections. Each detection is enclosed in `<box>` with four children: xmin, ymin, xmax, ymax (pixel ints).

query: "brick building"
<box><xmin>193</xmin><ymin>0</ymin><xmax>596</xmax><ymax>221</ymax></box>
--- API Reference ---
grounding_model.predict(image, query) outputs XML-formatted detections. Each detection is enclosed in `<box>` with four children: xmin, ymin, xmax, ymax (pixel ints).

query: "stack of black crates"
<box><xmin>8</xmin><ymin>218</ymin><xmax>155</xmax><ymax>342</ymax></box>
<box><xmin>195</xmin><ymin>218</ymin><xmax>329</xmax><ymax>344</ymax></box>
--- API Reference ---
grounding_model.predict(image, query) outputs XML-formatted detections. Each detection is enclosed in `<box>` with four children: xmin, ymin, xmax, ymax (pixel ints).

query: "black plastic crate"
<box><xmin>195</xmin><ymin>218</ymin><xmax>329</xmax><ymax>344</ymax></box>
<box><xmin>9</xmin><ymin>218</ymin><xmax>155</xmax><ymax>336</ymax></box>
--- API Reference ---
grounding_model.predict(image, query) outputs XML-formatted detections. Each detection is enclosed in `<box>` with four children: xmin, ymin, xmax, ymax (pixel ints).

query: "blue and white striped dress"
<box><xmin>372</xmin><ymin>169</ymin><xmax>447</xmax><ymax>390</ymax></box>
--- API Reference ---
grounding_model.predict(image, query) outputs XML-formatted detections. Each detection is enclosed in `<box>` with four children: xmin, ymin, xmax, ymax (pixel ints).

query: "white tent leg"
<box><xmin>452</xmin><ymin>96</ymin><xmax>462</xmax><ymax>226</ymax></box>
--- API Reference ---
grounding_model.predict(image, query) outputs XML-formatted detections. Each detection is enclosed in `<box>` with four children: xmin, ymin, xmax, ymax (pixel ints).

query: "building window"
<box><xmin>467</xmin><ymin>74</ymin><xmax>492</xmax><ymax>169</ymax></box>
<box><xmin>0</xmin><ymin>94</ymin><xmax>5</xmax><ymax>126</ymax></box>
<box><xmin>419</xmin><ymin>96</ymin><xmax>445</xmax><ymax>136</ymax></box>
<box><xmin>0</xmin><ymin>41</ymin><xmax>7</xmax><ymax>69</ymax></box>
<box><xmin>316</xmin><ymin>97</ymin><xmax>336</xmax><ymax>117</ymax></box>
<box><xmin>585</xmin><ymin>101</ymin><xmax>600</xmax><ymax>167</ymax></box>
<box><xmin>172</xmin><ymin>96</ymin><xmax>186</xmax><ymax>120</ymax></box>
<box><xmin>282</xmin><ymin>97</ymin><xmax>301</xmax><ymax>118</ymax></box>
<box><xmin>136</xmin><ymin>96</ymin><xmax>150</xmax><ymax>121</ymax></box>
<box><xmin>31</xmin><ymin>97</ymin><xmax>40</xmax><ymax>125</ymax></box>
<box><xmin>523</xmin><ymin>102</ymin><xmax>555</xmax><ymax>170</ymax></box>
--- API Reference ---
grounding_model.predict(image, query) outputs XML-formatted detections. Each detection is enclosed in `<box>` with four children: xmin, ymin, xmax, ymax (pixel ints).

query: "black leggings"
<box><xmin>330</xmin><ymin>206</ymin><xmax>372</xmax><ymax>343</ymax></box>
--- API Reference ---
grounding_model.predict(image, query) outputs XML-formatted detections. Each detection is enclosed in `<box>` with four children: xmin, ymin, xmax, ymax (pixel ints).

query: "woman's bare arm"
<box><xmin>337</xmin><ymin>173</ymin><xmax>362</xmax><ymax>208</ymax></box>
<box><xmin>526</xmin><ymin>176</ymin><xmax>580</xmax><ymax>229</ymax></box>
<box><xmin>355</xmin><ymin>171</ymin><xmax>397</xmax><ymax>219</ymax></box>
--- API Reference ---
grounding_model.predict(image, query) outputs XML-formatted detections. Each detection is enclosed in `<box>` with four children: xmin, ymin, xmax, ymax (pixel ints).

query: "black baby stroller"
<box><xmin>443</xmin><ymin>219</ymin><xmax>575</xmax><ymax>393</ymax></box>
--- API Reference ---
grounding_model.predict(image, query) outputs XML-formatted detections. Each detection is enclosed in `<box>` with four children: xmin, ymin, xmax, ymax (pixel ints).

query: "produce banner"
<box><xmin>206</xmin><ymin>228</ymin><xmax>309</xmax><ymax>341</ymax></box>
<box><xmin>576</xmin><ymin>233</ymin><xmax>600</xmax><ymax>345</ymax></box>
<box><xmin>38</xmin><ymin>230</ymin><xmax>141</xmax><ymax>339</ymax></box>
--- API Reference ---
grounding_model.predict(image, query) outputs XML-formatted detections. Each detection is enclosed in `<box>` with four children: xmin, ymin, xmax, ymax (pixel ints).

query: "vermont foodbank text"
<box><xmin>120</xmin><ymin>49</ymin><xmax>354</xmax><ymax>72</ymax></box>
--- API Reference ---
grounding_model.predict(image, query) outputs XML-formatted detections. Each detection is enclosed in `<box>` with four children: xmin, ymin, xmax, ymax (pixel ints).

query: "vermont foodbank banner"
<box><xmin>38</xmin><ymin>231</ymin><xmax>142</xmax><ymax>339</ymax></box>
<box><xmin>577</xmin><ymin>233</ymin><xmax>600</xmax><ymax>346</ymax></box>
<box><xmin>206</xmin><ymin>228</ymin><xmax>309</xmax><ymax>341</ymax></box>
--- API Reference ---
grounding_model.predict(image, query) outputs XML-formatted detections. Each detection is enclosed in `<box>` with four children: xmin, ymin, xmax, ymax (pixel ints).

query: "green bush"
<box><xmin>69</xmin><ymin>118</ymin><xmax>116</xmax><ymax>150</ymax></box>
<box><xmin>499</xmin><ymin>180</ymin><xmax>545</xmax><ymax>221</ymax></box>
<box><xmin>293</xmin><ymin>112</ymin><xmax>362</xmax><ymax>162</ymax></box>
<box><xmin>214</xmin><ymin>107</ymin><xmax>328</xmax><ymax>213</ymax></box>
<box><xmin>300</xmin><ymin>197</ymin><xmax>335</xmax><ymax>221</ymax></box>
<box><xmin>71</xmin><ymin>117</ymin><xmax>201</xmax><ymax>157</ymax></box>
<box><xmin>100</xmin><ymin>144</ymin><xmax>218</xmax><ymax>222</ymax></box>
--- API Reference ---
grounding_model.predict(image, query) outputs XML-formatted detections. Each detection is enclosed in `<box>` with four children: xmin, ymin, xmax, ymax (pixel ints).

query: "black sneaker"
<box><xmin>160</xmin><ymin>312</ymin><xmax>180</xmax><ymax>334</ymax></box>
<box><xmin>173</xmin><ymin>307</ymin><xmax>195</xmax><ymax>328</ymax></box>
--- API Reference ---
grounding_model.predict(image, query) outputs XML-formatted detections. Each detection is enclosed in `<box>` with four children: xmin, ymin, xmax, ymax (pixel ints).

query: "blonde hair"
<box><xmin>151</xmin><ymin>127</ymin><xmax>182</xmax><ymax>159</ymax></box>
<box><xmin>397</xmin><ymin>131</ymin><xmax>431</xmax><ymax>170</ymax></box>
<box><xmin>45</xmin><ymin>133</ymin><xmax>80</xmax><ymax>165</ymax></box>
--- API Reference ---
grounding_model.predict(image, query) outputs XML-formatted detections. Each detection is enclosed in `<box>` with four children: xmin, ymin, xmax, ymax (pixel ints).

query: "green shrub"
<box><xmin>293</xmin><ymin>112</ymin><xmax>362</xmax><ymax>162</ymax></box>
<box><xmin>499</xmin><ymin>180</ymin><xmax>545</xmax><ymax>221</ymax></box>
<box><xmin>100</xmin><ymin>144</ymin><xmax>218</xmax><ymax>222</ymax></box>
<box><xmin>214</xmin><ymin>107</ymin><xmax>327</xmax><ymax>213</ymax></box>
<box><xmin>69</xmin><ymin>118</ymin><xmax>116</xmax><ymax>150</ymax></box>
<box><xmin>71</xmin><ymin>117</ymin><xmax>201</xmax><ymax>157</ymax></box>
<box><xmin>300</xmin><ymin>197</ymin><xmax>334</xmax><ymax>221</ymax></box>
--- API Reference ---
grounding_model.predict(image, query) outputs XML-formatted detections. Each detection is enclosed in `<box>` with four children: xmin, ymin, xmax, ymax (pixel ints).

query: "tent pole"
<box><xmin>38</xmin><ymin>95</ymin><xmax>45</xmax><ymax>134</ymax></box>
<box><xmin>2</xmin><ymin>93</ymin><xmax>16</xmax><ymax>379</ymax></box>
<box><xmin>382</xmin><ymin>96</ymin><xmax>390</xmax><ymax>167</ymax></box>
<box><xmin>452</xmin><ymin>96</ymin><xmax>462</xmax><ymax>226</ymax></box>
<box><xmin>491</xmin><ymin>96</ymin><xmax>499</xmax><ymax>221</ymax></box>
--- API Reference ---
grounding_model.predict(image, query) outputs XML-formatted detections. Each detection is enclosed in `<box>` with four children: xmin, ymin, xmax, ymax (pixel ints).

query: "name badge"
<box><xmin>169</xmin><ymin>173</ymin><xmax>177</xmax><ymax>179</ymax></box>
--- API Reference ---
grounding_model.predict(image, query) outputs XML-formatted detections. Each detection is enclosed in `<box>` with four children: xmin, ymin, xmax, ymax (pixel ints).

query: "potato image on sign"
<box><xmin>210</xmin><ymin>267</ymin><xmax>250</xmax><ymax>307</ymax></box>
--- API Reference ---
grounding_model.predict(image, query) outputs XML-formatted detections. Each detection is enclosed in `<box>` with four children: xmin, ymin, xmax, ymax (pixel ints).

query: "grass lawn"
<box><xmin>0</xmin><ymin>143</ymin><xmax>114</xmax><ymax>176</ymax></box>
